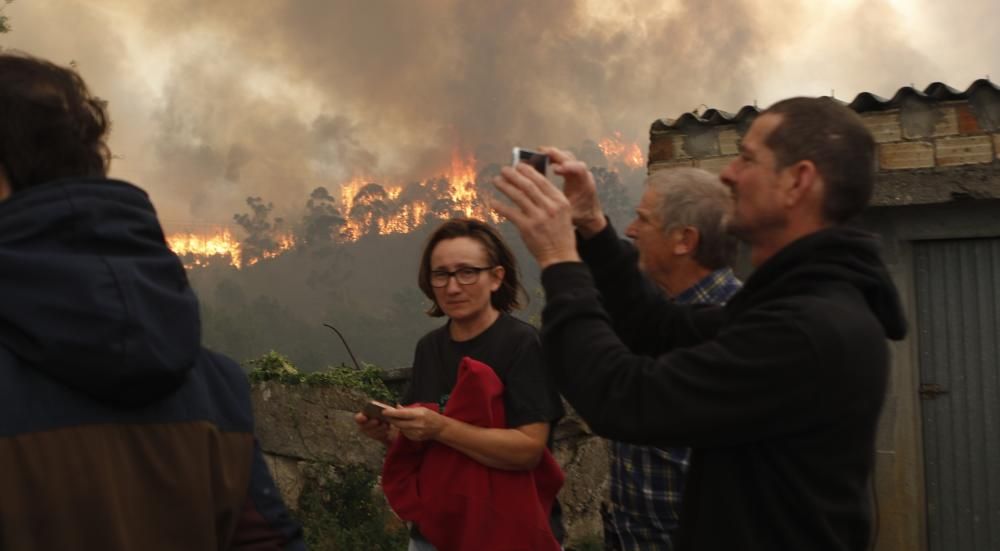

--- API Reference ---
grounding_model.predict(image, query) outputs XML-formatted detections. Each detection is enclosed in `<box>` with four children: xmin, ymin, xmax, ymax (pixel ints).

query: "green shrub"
<box><xmin>247</xmin><ymin>350</ymin><xmax>398</xmax><ymax>403</ymax></box>
<box><xmin>296</xmin><ymin>464</ymin><xmax>408</xmax><ymax>551</ymax></box>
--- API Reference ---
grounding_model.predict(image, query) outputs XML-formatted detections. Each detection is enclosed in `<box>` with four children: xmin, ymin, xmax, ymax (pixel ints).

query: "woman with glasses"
<box><xmin>355</xmin><ymin>218</ymin><xmax>565</xmax><ymax>550</ymax></box>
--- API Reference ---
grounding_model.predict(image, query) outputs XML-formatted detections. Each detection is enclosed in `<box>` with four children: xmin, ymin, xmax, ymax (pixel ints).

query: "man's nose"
<box><xmin>719</xmin><ymin>162</ymin><xmax>737</xmax><ymax>188</ymax></box>
<box><xmin>625</xmin><ymin>220</ymin><xmax>638</xmax><ymax>238</ymax></box>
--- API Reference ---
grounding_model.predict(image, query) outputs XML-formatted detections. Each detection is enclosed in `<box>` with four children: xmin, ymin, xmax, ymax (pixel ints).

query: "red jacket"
<box><xmin>382</xmin><ymin>357</ymin><xmax>564</xmax><ymax>551</ymax></box>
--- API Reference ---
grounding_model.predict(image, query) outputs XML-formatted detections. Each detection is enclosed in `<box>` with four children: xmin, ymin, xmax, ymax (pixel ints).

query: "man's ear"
<box><xmin>783</xmin><ymin>160</ymin><xmax>820</xmax><ymax>208</ymax></box>
<box><xmin>673</xmin><ymin>226</ymin><xmax>700</xmax><ymax>256</ymax></box>
<box><xmin>0</xmin><ymin>166</ymin><xmax>11</xmax><ymax>202</ymax></box>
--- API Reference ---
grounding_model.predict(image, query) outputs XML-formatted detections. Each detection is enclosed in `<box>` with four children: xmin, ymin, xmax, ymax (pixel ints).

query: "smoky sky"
<box><xmin>2</xmin><ymin>0</ymin><xmax>998</xmax><ymax>230</ymax></box>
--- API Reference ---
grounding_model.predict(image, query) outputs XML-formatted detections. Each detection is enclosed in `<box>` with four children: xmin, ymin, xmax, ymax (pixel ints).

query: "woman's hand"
<box><xmin>381</xmin><ymin>406</ymin><xmax>448</xmax><ymax>442</ymax></box>
<box><xmin>354</xmin><ymin>411</ymin><xmax>396</xmax><ymax>445</ymax></box>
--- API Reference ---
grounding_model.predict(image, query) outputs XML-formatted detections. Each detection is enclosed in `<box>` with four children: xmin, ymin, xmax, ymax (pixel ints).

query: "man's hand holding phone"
<box><xmin>509</xmin><ymin>147</ymin><xmax>606</xmax><ymax>238</ymax></box>
<box><xmin>540</xmin><ymin>146</ymin><xmax>607</xmax><ymax>238</ymax></box>
<box><xmin>512</xmin><ymin>147</ymin><xmax>549</xmax><ymax>175</ymax></box>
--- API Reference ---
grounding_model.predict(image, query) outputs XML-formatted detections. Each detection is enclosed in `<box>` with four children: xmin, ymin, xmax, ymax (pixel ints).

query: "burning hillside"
<box><xmin>167</xmin><ymin>139</ymin><xmax>644</xmax><ymax>270</ymax></box>
<box><xmin>599</xmin><ymin>131</ymin><xmax>646</xmax><ymax>169</ymax></box>
<box><xmin>167</xmin><ymin>229</ymin><xmax>296</xmax><ymax>269</ymax></box>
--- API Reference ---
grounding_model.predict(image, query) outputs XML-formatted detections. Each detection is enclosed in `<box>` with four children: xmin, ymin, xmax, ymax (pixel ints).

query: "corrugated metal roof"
<box><xmin>652</xmin><ymin>79</ymin><xmax>1000</xmax><ymax>132</ymax></box>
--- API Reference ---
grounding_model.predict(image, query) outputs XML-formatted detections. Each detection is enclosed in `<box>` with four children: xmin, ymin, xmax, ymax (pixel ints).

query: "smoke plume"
<box><xmin>2</xmin><ymin>0</ymin><xmax>997</xmax><ymax>228</ymax></box>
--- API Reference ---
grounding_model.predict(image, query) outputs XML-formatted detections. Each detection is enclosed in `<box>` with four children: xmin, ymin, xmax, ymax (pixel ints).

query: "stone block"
<box><xmin>649</xmin><ymin>159</ymin><xmax>695</xmax><ymax>173</ymax></box>
<box><xmin>935</xmin><ymin>135</ymin><xmax>994</xmax><ymax>167</ymax></box>
<box><xmin>264</xmin><ymin>453</ymin><xmax>308</xmax><ymax>510</ymax></box>
<box><xmin>553</xmin><ymin>434</ymin><xmax>610</xmax><ymax>546</ymax></box>
<box><xmin>697</xmin><ymin>155</ymin><xmax>737</xmax><ymax>175</ymax></box>
<box><xmin>956</xmin><ymin>104</ymin><xmax>982</xmax><ymax>135</ymax></box>
<box><xmin>681</xmin><ymin>129</ymin><xmax>721</xmax><ymax>158</ymax></box>
<box><xmin>672</xmin><ymin>134</ymin><xmax>692</xmax><ymax>159</ymax></box>
<box><xmin>862</xmin><ymin>112</ymin><xmax>902</xmax><ymax>143</ymax></box>
<box><xmin>252</xmin><ymin>382</ymin><xmax>386</xmax><ymax>469</ymax></box>
<box><xmin>878</xmin><ymin>141</ymin><xmax>934</xmax><ymax>170</ymax></box>
<box><xmin>900</xmin><ymin>103</ymin><xmax>958</xmax><ymax>139</ymax></box>
<box><xmin>718</xmin><ymin>129</ymin><xmax>741</xmax><ymax>155</ymax></box>
<box><xmin>648</xmin><ymin>135</ymin><xmax>675</xmax><ymax>163</ymax></box>
<box><xmin>994</xmin><ymin>134</ymin><xmax>1000</xmax><ymax>159</ymax></box>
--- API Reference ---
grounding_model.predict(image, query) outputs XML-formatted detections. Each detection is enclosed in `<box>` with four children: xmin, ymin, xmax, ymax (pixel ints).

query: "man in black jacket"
<box><xmin>0</xmin><ymin>52</ymin><xmax>303</xmax><ymax>550</ymax></box>
<box><xmin>492</xmin><ymin>97</ymin><xmax>907</xmax><ymax>550</ymax></box>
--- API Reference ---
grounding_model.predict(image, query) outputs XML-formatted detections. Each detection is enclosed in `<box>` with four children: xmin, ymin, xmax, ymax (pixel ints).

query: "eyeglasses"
<box><xmin>429</xmin><ymin>266</ymin><xmax>496</xmax><ymax>288</ymax></box>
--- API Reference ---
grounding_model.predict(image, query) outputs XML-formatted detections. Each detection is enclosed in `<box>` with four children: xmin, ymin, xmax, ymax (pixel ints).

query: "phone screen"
<box><xmin>512</xmin><ymin>147</ymin><xmax>548</xmax><ymax>174</ymax></box>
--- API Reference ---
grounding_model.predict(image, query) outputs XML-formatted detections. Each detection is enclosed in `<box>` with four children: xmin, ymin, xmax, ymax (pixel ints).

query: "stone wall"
<box><xmin>647</xmin><ymin>93</ymin><xmax>1000</xmax><ymax>207</ymax></box>
<box><xmin>251</xmin><ymin>380</ymin><xmax>610</xmax><ymax>548</ymax></box>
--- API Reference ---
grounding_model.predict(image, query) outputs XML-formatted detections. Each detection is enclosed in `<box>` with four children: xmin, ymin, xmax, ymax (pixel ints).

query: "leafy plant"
<box><xmin>246</xmin><ymin>351</ymin><xmax>398</xmax><ymax>403</ymax></box>
<box><xmin>247</xmin><ymin>350</ymin><xmax>299</xmax><ymax>376</ymax></box>
<box><xmin>296</xmin><ymin>464</ymin><xmax>408</xmax><ymax>551</ymax></box>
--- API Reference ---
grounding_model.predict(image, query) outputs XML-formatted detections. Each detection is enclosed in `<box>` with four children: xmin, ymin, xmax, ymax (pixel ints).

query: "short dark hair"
<box><xmin>0</xmin><ymin>51</ymin><xmax>111</xmax><ymax>191</ymax></box>
<box><xmin>418</xmin><ymin>218</ymin><xmax>524</xmax><ymax>317</ymax></box>
<box><xmin>763</xmin><ymin>97</ymin><xmax>876</xmax><ymax>224</ymax></box>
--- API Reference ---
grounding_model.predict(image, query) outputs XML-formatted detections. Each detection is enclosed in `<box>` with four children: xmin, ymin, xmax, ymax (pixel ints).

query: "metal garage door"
<box><xmin>914</xmin><ymin>237</ymin><xmax>1000</xmax><ymax>550</ymax></box>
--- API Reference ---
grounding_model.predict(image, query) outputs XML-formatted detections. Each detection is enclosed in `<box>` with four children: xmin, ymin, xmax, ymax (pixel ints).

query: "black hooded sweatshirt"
<box><xmin>540</xmin><ymin>223</ymin><xmax>907</xmax><ymax>551</ymax></box>
<box><xmin>0</xmin><ymin>179</ymin><xmax>303</xmax><ymax>551</ymax></box>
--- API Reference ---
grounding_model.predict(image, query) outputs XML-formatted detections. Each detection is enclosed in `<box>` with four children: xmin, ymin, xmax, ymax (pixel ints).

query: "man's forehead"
<box><xmin>744</xmin><ymin>113</ymin><xmax>783</xmax><ymax>147</ymax></box>
<box><xmin>638</xmin><ymin>187</ymin><xmax>662</xmax><ymax>208</ymax></box>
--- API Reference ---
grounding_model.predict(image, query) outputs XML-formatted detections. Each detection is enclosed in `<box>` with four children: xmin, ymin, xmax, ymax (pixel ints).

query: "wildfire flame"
<box><xmin>167</xmin><ymin>229</ymin><xmax>243</xmax><ymax>269</ymax></box>
<box><xmin>253</xmin><ymin>234</ymin><xmax>296</xmax><ymax>265</ymax></box>
<box><xmin>167</xmin><ymin>228</ymin><xmax>295</xmax><ymax>269</ymax></box>
<box><xmin>169</xmin><ymin>142</ymin><xmax>635</xmax><ymax>270</ymax></box>
<box><xmin>445</xmin><ymin>150</ymin><xmax>478</xmax><ymax>217</ymax></box>
<box><xmin>337</xmin><ymin>150</ymin><xmax>492</xmax><ymax>241</ymax></box>
<box><xmin>598</xmin><ymin>131</ymin><xmax>645</xmax><ymax>169</ymax></box>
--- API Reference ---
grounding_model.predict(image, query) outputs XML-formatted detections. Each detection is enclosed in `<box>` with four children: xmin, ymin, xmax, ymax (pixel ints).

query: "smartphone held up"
<box><xmin>512</xmin><ymin>147</ymin><xmax>549</xmax><ymax>175</ymax></box>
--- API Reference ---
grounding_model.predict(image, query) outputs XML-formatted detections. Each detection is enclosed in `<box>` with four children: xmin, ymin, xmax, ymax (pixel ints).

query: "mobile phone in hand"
<box><xmin>362</xmin><ymin>400</ymin><xmax>393</xmax><ymax>423</ymax></box>
<box><xmin>512</xmin><ymin>147</ymin><xmax>549</xmax><ymax>174</ymax></box>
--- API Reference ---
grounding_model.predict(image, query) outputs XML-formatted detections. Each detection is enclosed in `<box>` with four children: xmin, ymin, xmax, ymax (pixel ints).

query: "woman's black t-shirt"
<box><xmin>403</xmin><ymin>312</ymin><xmax>564</xmax><ymax>428</ymax></box>
<box><xmin>402</xmin><ymin>311</ymin><xmax>566</xmax><ymax>542</ymax></box>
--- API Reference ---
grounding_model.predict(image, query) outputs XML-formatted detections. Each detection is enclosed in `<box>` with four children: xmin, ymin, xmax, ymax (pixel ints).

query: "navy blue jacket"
<box><xmin>0</xmin><ymin>179</ymin><xmax>304</xmax><ymax>550</ymax></box>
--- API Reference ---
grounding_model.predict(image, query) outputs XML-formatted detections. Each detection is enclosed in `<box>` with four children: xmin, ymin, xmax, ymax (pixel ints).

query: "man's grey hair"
<box><xmin>645</xmin><ymin>167</ymin><xmax>737</xmax><ymax>270</ymax></box>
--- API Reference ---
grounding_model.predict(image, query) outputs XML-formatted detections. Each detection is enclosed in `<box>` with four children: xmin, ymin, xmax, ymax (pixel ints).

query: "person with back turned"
<box><xmin>492</xmin><ymin>97</ymin><xmax>907</xmax><ymax>550</ymax></box>
<box><xmin>0</xmin><ymin>51</ymin><xmax>303</xmax><ymax>550</ymax></box>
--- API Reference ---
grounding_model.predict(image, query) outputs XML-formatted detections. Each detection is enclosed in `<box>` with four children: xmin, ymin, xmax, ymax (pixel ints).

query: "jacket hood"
<box><xmin>0</xmin><ymin>179</ymin><xmax>201</xmax><ymax>406</ymax></box>
<box><xmin>730</xmin><ymin>226</ymin><xmax>908</xmax><ymax>341</ymax></box>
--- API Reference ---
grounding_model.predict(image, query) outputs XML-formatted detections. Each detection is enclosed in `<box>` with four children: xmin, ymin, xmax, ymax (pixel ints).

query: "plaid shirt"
<box><xmin>605</xmin><ymin>267</ymin><xmax>742</xmax><ymax>550</ymax></box>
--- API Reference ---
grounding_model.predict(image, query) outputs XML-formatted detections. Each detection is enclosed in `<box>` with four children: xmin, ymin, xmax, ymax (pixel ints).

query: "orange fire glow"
<box><xmin>599</xmin><ymin>131</ymin><xmax>645</xmax><ymax>169</ymax></box>
<box><xmin>167</xmin><ymin>229</ymin><xmax>243</xmax><ymax>269</ymax></box>
<box><xmin>166</xmin><ymin>148</ymin><xmax>520</xmax><ymax>269</ymax></box>
<box><xmin>167</xmin><ymin>228</ymin><xmax>296</xmax><ymax>269</ymax></box>
<box><xmin>446</xmin><ymin>150</ymin><xmax>478</xmax><ymax>217</ymax></box>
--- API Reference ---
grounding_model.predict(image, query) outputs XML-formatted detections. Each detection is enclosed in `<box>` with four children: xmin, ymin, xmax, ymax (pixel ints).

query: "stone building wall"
<box><xmin>647</xmin><ymin>84</ymin><xmax>1000</xmax><ymax>208</ymax></box>
<box><xmin>251</xmin><ymin>380</ymin><xmax>611</xmax><ymax>549</ymax></box>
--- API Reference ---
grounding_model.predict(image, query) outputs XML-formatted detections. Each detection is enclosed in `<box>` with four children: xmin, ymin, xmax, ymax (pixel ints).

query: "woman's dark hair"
<box><xmin>418</xmin><ymin>218</ymin><xmax>524</xmax><ymax>317</ymax></box>
<box><xmin>0</xmin><ymin>51</ymin><xmax>111</xmax><ymax>191</ymax></box>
